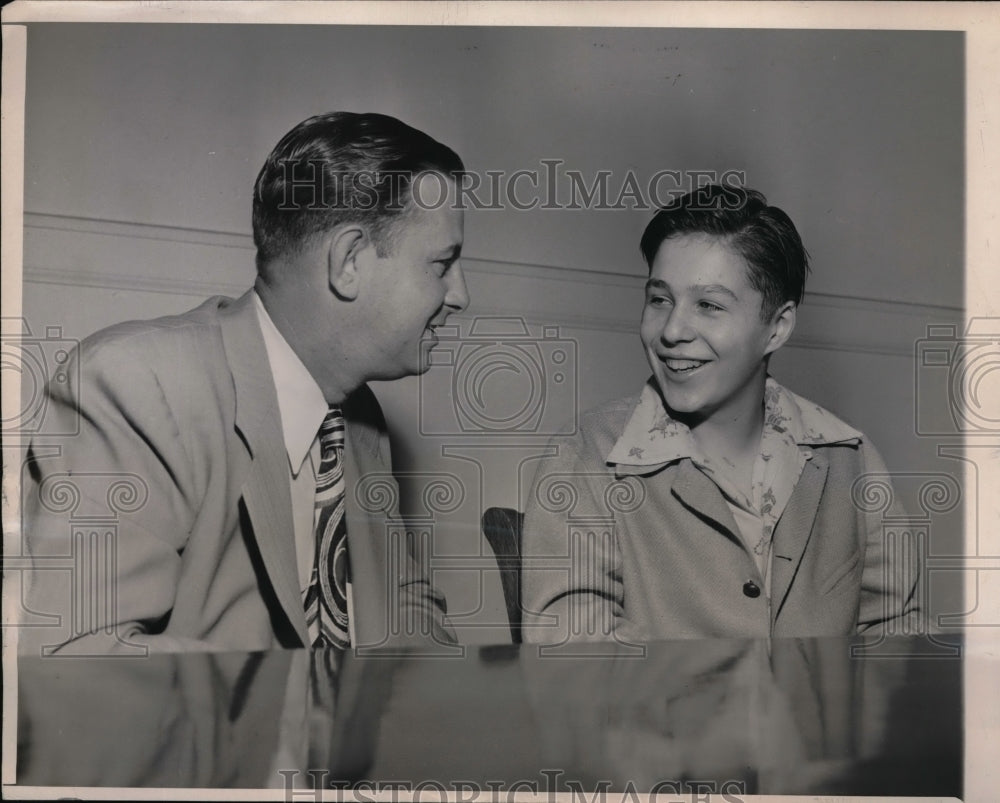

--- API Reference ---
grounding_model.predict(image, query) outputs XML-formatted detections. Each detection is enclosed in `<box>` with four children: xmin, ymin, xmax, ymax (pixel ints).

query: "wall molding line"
<box><xmin>23</xmin><ymin>264</ymin><xmax>249</xmax><ymax>299</ymax></box>
<box><xmin>23</xmin><ymin>211</ymin><xmax>963</xmax><ymax>312</ymax></box>
<box><xmin>22</xmin><ymin>211</ymin><xmax>964</xmax><ymax>356</ymax></box>
<box><xmin>24</xmin><ymin>212</ymin><xmax>253</xmax><ymax>250</ymax></box>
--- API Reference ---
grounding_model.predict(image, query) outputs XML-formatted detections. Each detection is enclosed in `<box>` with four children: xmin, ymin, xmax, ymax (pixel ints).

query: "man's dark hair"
<box><xmin>252</xmin><ymin>111</ymin><xmax>464</xmax><ymax>273</ymax></box>
<box><xmin>639</xmin><ymin>185</ymin><xmax>810</xmax><ymax>320</ymax></box>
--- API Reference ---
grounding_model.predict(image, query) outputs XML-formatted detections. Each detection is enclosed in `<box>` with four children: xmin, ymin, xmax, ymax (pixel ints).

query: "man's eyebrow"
<box><xmin>644</xmin><ymin>278</ymin><xmax>668</xmax><ymax>292</ymax></box>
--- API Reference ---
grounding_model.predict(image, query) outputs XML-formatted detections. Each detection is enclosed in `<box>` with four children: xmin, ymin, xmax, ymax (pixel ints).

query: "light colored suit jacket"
<box><xmin>20</xmin><ymin>291</ymin><xmax>454</xmax><ymax>654</ymax></box>
<box><xmin>521</xmin><ymin>391</ymin><xmax>922</xmax><ymax>642</ymax></box>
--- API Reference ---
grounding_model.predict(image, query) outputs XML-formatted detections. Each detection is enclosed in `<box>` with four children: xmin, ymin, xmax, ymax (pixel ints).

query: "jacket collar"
<box><xmin>219</xmin><ymin>290</ymin><xmax>287</xmax><ymax>460</ymax></box>
<box><xmin>252</xmin><ymin>291</ymin><xmax>327</xmax><ymax>477</ymax></box>
<box><xmin>607</xmin><ymin>376</ymin><xmax>862</xmax><ymax>476</ymax></box>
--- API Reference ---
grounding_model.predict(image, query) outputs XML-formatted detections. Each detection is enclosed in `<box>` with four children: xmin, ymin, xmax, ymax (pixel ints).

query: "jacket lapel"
<box><xmin>220</xmin><ymin>291</ymin><xmax>310</xmax><ymax>647</ymax></box>
<box><xmin>669</xmin><ymin>460</ymin><xmax>742</xmax><ymax>545</ymax></box>
<box><xmin>770</xmin><ymin>452</ymin><xmax>830</xmax><ymax>623</ymax></box>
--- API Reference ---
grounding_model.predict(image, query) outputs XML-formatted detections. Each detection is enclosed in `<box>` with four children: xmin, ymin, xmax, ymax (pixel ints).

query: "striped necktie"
<box><xmin>303</xmin><ymin>405</ymin><xmax>351</xmax><ymax>648</ymax></box>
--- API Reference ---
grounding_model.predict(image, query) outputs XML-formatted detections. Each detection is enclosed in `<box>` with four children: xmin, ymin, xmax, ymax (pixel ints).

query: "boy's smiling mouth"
<box><xmin>663</xmin><ymin>357</ymin><xmax>709</xmax><ymax>375</ymax></box>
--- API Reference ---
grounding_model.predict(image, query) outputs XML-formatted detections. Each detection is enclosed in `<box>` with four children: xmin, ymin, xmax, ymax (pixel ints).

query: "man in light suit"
<box><xmin>522</xmin><ymin>185</ymin><xmax>922</xmax><ymax>643</ymax></box>
<box><xmin>19</xmin><ymin>112</ymin><xmax>468</xmax><ymax>654</ymax></box>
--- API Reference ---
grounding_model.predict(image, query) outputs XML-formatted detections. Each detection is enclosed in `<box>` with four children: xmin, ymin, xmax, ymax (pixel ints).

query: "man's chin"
<box><xmin>416</xmin><ymin>343</ymin><xmax>439</xmax><ymax>375</ymax></box>
<box><xmin>367</xmin><ymin>356</ymin><xmax>429</xmax><ymax>383</ymax></box>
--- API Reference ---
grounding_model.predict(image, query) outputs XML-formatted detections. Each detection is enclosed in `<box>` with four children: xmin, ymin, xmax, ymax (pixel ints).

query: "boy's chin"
<box><xmin>656</xmin><ymin>385</ymin><xmax>711</xmax><ymax>422</ymax></box>
<box><xmin>652</xmin><ymin>379</ymin><xmax>698</xmax><ymax>410</ymax></box>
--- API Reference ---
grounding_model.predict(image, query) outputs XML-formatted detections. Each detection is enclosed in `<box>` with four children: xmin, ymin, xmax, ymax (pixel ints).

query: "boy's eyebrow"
<box><xmin>644</xmin><ymin>279</ymin><xmax>739</xmax><ymax>302</ymax></box>
<box><xmin>696</xmin><ymin>283</ymin><xmax>739</xmax><ymax>301</ymax></box>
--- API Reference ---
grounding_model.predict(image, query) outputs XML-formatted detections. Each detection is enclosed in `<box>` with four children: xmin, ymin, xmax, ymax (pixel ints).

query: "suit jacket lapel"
<box><xmin>770</xmin><ymin>452</ymin><xmax>830</xmax><ymax>623</ymax></box>
<box><xmin>220</xmin><ymin>291</ymin><xmax>310</xmax><ymax>647</ymax></box>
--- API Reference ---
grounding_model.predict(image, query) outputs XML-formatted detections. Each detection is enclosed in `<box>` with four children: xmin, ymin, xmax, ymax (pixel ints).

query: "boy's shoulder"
<box><xmin>550</xmin><ymin>390</ymin><xmax>645</xmax><ymax>463</ymax></box>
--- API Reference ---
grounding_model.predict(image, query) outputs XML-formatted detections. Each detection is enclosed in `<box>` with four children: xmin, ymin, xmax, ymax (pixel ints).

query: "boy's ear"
<box><xmin>327</xmin><ymin>224</ymin><xmax>370</xmax><ymax>301</ymax></box>
<box><xmin>764</xmin><ymin>301</ymin><xmax>797</xmax><ymax>356</ymax></box>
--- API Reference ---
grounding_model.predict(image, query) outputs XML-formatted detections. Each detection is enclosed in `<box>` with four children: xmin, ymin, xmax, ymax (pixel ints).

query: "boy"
<box><xmin>521</xmin><ymin>185</ymin><xmax>921</xmax><ymax>642</ymax></box>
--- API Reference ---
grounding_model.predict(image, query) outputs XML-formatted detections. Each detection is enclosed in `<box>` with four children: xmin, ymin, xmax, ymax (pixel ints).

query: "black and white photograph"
<box><xmin>1</xmin><ymin>2</ymin><xmax>997</xmax><ymax>801</ymax></box>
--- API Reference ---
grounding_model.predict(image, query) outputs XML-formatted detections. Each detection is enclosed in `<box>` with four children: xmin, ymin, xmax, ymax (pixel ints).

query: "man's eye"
<box><xmin>699</xmin><ymin>300</ymin><xmax>724</xmax><ymax>312</ymax></box>
<box><xmin>647</xmin><ymin>295</ymin><xmax>670</xmax><ymax>307</ymax></box>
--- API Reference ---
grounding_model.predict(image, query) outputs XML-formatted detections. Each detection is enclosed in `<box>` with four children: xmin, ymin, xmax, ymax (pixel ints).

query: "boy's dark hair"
<box><xmin>252</xmin><ymin>111</ymin><xmax>464</xmax><ymax>273</ymax></box>
<box><xmin>640</xmin><ymin>185</ymin><xmax>810</xmax><ymax>319</ymax></box>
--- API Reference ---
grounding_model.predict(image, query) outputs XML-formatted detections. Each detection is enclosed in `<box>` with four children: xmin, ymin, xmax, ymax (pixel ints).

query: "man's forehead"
<box><xmin>395</xmin><ymin>196</ymin><xmax>464</xmax><ymax>249</ymax></box>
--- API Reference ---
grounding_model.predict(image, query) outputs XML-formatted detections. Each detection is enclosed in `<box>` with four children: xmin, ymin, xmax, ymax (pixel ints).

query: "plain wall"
<box><xmin>19</xmin><ymin>24</ymin><xmax>965</xmax><ymax>640</ymax></box>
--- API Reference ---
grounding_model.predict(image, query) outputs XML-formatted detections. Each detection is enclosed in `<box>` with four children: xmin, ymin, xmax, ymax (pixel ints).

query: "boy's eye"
<box><xmin>699</xmin><ymin>300</ymin><xmax>724</xmax><ymax>312</ymax></box>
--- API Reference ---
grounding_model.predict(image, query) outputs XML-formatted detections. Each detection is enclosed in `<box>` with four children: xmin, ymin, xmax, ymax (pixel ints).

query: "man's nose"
<box><xmin>445</xmin><ymin>262</ymin><xmax>470</xmax><ymax>314</ymax></box>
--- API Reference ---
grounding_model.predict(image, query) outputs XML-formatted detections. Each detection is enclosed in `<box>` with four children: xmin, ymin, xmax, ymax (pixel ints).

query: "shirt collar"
<box><xmin>606</xmin><ymin>376</ymin><xmax>863</xmax><ymax>473</ymax></box>
<box><xmin>254</xmin><ymin>292</ymin><xmax>328</xmax><ymax>476</ymax></box>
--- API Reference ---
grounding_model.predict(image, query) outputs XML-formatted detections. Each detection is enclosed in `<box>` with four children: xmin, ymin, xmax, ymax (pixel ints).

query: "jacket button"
<box><xmin>743</xmin><ymin>580</ymin><xmax>761</xmax><ymax>598</ymax></box>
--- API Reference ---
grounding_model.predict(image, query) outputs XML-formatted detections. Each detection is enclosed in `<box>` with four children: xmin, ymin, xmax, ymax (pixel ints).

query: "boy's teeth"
<box><xmin>667</xmin><ymin>359</ymin><xmax>704</xmax><ymax>370</ymax></box>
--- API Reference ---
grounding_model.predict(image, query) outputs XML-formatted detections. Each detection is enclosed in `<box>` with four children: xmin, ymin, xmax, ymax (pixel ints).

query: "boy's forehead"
<box><xmin>650</xmin><ymin>234</ymin><xmax>751</xmax><ymax>287</ymax></box>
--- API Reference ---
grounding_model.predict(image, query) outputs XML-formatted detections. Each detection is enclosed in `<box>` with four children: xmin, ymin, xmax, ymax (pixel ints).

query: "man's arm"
<box><xmin>18</xmin><ymin>335</ymin><xmax>213</xmax><ymax>655</ymax></box>
<box><xmin>395</xmin><ymin>536</ymin><xmax>457</xmax><ymax>647</ymax></box>
<box><xmin>346</xmin><ymin>385</ymin><xmax>456</xmax><ymax>648</ymax></box>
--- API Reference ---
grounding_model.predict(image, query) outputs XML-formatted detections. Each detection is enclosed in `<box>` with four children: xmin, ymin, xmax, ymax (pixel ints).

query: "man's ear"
<box><xmin>327</xmin><ymin>224</ymin><xmax>370</xmax><ymax>301</ymax></box>
<box><xmin>764</xmin><ymin>301</ymin><xmax>797</xmax><ymax>356</ymax></box>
